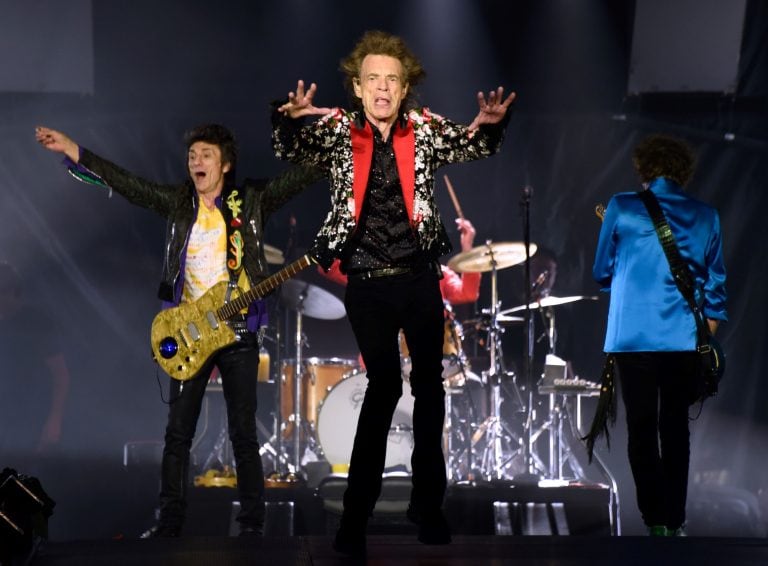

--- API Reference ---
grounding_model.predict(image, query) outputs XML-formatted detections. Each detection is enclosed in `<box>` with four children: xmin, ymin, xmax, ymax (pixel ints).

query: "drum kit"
<box><xmin>228</xmin><ymin>236</ymin><xmax>603</xmax><ymax>487</ymax></box>
<box><xmin>197</xmin><ymin>238</ymin><xmax>602</xmax><ymax>486</ymax></box>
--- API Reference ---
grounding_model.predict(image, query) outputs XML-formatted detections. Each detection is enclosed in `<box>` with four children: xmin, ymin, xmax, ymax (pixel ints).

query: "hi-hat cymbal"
<box><xmin>264</xmin><ymin>244</ymin><xmax>284</xmax><ymax>265</ymax></box>
<box><xmin>281</xmin><ymin>279</ymin><xmax>346</xmax><ymax>320</ymax></box>
<box><xmin>500</xmin><ymin>295</ymin><xmax>599</xmax><ymax>314</ymax></box>
<box><xmin>447</xmin><ymin>242</ymin><xmax>537</xmax><ymax>273</ymax></box>
<box><xmin>464</xmin><ymin>313</ymin><xmax>524</xmax><ymax>328</ymax></box>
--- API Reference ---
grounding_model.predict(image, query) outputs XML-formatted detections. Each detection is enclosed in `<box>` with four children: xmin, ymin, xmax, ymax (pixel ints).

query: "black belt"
<box><xmin>348</xmin><ymin>262</ymin><xmax>439</xmax><ymax>281</ymax></box>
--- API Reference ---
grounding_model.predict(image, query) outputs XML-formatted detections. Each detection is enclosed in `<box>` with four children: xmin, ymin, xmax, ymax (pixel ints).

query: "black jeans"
<box><xmin>343</xmin><ymin>266</ymin><xmax>447</xmax><ymax>520</ymax></box>
<box><xmin>158</xmin><ymin>333</ymin><xmax>265</xmax><ymax>530</ymax></box>
<box><xmin>615</xmin><ymin>351</ymin><xmax>698</xmax><ymax>531</ymax></box>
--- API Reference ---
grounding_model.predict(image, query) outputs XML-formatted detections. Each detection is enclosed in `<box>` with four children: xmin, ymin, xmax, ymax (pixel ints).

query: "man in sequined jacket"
<box><xmin>272</xmin><ymin>30</ymin><xmax>515</xmax><ymax>555</ymax></box>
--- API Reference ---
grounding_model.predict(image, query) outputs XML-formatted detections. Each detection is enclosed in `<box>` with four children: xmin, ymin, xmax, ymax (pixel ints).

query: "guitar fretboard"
<box><xmin>217</xmin><ymin>255</ymin><xmax>312</xmax><ymax>320</ymax></box>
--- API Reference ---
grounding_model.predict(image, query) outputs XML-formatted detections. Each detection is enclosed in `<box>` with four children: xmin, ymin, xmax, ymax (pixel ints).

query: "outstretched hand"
<box><xmin>468</xmin><ymin>87</ymin><xmax>516</xmax><ymax>132</ymax></box>
<box><xmin>35</xmin><ymin>126</ymin><xmax>80</xmax><ymax>162</ymax></box>
<box><xmin>277</xmin><ymin>80</ymin><xmax>332</xmax><ymax>119</ymax></box>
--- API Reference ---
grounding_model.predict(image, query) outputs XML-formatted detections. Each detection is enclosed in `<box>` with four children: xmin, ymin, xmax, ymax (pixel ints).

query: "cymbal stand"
<box><xmin>289</xmin><ymin>286</ymin><xmax>307</xmax><ymax>474</ymax></box>
<box><xmin>286</xmin><ymin>283</ymin><xmax>324</xmax><ymax>475</ymax></box>
<box><xmin>476</xmin><ymin>241</ymin><xmax>524</xmax><ymax>481</ymax></box>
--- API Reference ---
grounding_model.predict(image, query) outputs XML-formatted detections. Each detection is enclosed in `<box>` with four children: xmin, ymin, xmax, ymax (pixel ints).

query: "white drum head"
<box><xmin>317</xmin><ymin>370</ymin><xmax>414</xmax><ymax>471</ymax></box>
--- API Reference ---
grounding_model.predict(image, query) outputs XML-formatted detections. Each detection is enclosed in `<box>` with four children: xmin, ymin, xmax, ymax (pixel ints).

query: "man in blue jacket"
<box><xmin>593</xmin><ymin>133</ymin><xmax>727</xmax><ymax>536</ymax></box>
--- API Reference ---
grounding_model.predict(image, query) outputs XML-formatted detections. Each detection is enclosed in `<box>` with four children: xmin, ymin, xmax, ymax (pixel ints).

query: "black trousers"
<box><xmin>158</xmin><ymin>333</ymin><xmax>265</xmax><ymax>530</ymax></box>
<box><xmin>342</xmin><ymin>266</ymin><xmax>447</xmax><ymax>520</ymax></box>
<box><xmin>615</xmin><ymin>351</ymin><xmax>698</xmax><ymax>531</ymax></box>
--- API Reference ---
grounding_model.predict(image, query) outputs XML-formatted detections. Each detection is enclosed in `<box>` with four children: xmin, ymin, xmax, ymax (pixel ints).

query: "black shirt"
<box><xmin>342</xmin><ymin>124</ymin><xmax>424</xmax><ymax>273</ymax></box>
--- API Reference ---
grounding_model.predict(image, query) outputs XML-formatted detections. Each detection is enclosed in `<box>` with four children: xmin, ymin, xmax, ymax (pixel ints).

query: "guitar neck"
<box><xmin>217</xmin><ymin>254</ymin><xmax>313</xmax><ymax>320</ymax></box>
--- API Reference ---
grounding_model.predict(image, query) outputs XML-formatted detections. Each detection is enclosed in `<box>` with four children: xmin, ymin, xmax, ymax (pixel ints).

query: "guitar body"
<box><xmin>150</xmin><ymin>255</ymin><xmax>314</xmax><ymax>381</ymax></box>
<box><xmin>151</xmin><ymin>281</ymin><xmax>238</xmax><ymax>381</ymax></box>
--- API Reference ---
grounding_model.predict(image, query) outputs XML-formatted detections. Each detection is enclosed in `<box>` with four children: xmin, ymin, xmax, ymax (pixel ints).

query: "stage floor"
<box><xmin>33</xmin><ymin>535</ymin><xmax>768</xmax><ymax>566</ymax></box>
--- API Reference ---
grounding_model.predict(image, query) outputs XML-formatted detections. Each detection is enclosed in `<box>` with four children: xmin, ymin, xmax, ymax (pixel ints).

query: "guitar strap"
<box><xmin>636</xmin><ymin>189</ymin><xmax>711</xmax><ymax>348</ymax></box>
<box><xmin>223</xmin><ymin>188</ymin><xmax>246</xmax><ymax>283</ymax></box>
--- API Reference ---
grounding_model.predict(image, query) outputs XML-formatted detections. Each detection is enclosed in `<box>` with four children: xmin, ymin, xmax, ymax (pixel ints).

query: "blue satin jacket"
<box><xmin>593</xmin><ymin>178</ymin><xmax>727</xmax><ymax>352</ymax></box>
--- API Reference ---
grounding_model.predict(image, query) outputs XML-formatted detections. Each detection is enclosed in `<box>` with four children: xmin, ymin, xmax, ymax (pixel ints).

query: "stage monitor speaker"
<box><xmin>0</xmin><ymin>469</ymin><xmax>55</xmax><ymax>565</ymax></box>
<box><xmin>628</xmin><ymin>0</ymin><xmax>747</xmax><ymax>94</ymax></box>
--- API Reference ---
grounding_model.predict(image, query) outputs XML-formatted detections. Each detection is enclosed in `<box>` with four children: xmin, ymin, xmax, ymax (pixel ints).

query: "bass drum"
<box><xmin>317</xmin><ymin>370</ymin><xmax>414</xmax><ymax>471</ymax></box>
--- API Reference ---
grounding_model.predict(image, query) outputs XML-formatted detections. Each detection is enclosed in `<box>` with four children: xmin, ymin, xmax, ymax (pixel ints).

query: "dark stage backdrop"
<box><xmin>1</xmin><ymin>0</ymin><xmax>766</xmax><ymax>538</ymax></box>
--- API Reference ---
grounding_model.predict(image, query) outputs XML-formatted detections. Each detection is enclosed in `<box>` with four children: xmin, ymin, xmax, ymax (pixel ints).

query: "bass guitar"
<box><xmin>151</xmin><ymin>254</ymin><xmax>314</xmax><ymax>381</ymax></box>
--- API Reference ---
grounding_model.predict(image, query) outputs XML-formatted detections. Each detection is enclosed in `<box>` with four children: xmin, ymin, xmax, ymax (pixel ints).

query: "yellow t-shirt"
<box><xmin>182</xmin><ymin>203</ymin><xmax>249</xmax><ymax>304</ymax></box>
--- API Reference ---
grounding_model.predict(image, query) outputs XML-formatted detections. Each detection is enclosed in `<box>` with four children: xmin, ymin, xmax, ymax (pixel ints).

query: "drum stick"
<box><xmin>443</xmin><ymin>175</ymin><xmax>465</xmax><ymax>220</ymax></box>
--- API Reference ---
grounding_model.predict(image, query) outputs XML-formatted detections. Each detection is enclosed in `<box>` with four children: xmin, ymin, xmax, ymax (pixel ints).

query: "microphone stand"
<box><xmin>517</xmin><ymin>185</ymin><xmax>541</xmax><ymax>483</ymax></box>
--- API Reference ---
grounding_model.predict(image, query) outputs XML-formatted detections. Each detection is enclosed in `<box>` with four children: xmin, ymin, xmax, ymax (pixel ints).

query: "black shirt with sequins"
<box><xmin>341</xmin><ymin>123</ymin><xmax>426</xmax><ymax>273</ymax></box>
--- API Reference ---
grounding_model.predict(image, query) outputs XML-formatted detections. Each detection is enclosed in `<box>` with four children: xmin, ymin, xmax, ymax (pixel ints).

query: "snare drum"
<box><xmin>280</xmin><ymin>357</ymin><xmax>357</xmax><ymax>437</ymax></box>
<box><xmin>317</xmin><ymin>370</ymin><xmax>414</xmax><ymax>471</ymax></box>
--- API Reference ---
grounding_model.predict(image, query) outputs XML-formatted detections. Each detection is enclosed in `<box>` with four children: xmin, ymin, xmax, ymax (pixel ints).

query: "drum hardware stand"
<box><xmin>529</xmin><ymin>305</ymin><xmax>589</xmax><ymax>481</ymax></box>
<box><xmin>443</xmin><ymin>302</ymin><xmax>473</xmax><ymax>481</ymax></box>
<box><xmin>472</xmin><ymin>242</ymin><xmax>525</xmax><ymax>481</ymax></box>
<box><xmin>283</xmin><ymin>283</ymin><xmax>325</xmax><ymax>475</ymax></box>
<box><xmin>251</xmin><ymin>301</ymin><xmax>297</xmax><ymax>478</ymax></box>
<box><xmin>254</xmin><ymin>329</ymin><xmax>294</xmax><ymax>474</ymax></box>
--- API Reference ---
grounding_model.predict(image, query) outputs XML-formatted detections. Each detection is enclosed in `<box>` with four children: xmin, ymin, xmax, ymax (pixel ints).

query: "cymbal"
<box><xmin>281</xmin><ymin>279</ymin><xmax>346</xmax><ymax>320</ymax></box>
<box><xmin>500</xmin><ymin>295</ymin><xmax>599</xmax><ymax>314</ymax></box>
<box><xmin>447</xmin><ymin>242</ymin><xmax>537</xmax><ymax>273</ymax></box>
<box><xmin>264</xmin><ymin>244</ymin><xmax>284</xmax><ymax>265</ymax></box>
<box><xmin>464</xmin><ymin>313</ymin><xmax>524</xmax><ymax>328</ymax></box>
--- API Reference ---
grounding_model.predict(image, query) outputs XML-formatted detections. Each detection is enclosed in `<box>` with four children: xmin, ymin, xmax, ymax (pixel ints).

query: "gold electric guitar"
<box><xmin>151</xmin><ymin>254</ymin><xmax>314</xmax><ymax>381</ymax></box>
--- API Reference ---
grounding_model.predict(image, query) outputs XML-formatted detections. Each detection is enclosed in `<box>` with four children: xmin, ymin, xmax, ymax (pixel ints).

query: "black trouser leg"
<box><xmin>616</xmin><ymin>351</ymin><xmax>696</xmax><ymax>530</ymax></box>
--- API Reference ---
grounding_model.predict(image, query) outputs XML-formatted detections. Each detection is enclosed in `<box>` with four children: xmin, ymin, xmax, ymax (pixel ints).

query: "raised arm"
<box><xmin>36</xmin><ymin>126</ymin><xmax>80</xmax><ymax>162</ymax></box>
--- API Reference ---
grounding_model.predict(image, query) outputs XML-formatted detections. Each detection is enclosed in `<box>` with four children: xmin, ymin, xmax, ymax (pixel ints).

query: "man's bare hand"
<box><xmin>468</xmin><ymin>87</ymin><xmax>516</xmax><ymax>132</ymax></box>
<box><xmin>35</xmin><ymin>126</ymin><xmax>80</xmax><ymax>162</ymax></box>
<box><xmin>277</xmin><ymin>80</ymin><xmax>332</xmax><ymax>119</ymax></box>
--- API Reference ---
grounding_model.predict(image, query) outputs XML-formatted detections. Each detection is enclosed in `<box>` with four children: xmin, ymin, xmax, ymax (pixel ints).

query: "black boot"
<box><xmin>332</xmin><ymin>513</ymin><xmax>367</xmax><ymax>557</ymax></box>
<box><xmin>407</xmin><ymin>504</ymin><xmax>452</xmax><ymax>545</ymax></box>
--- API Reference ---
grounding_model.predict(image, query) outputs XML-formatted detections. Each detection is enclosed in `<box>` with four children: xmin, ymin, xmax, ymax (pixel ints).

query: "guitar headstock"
<box><xmin>595</xmin><ymin>203</ymin><xmax>606</xmax><ymax>222</ymax></box>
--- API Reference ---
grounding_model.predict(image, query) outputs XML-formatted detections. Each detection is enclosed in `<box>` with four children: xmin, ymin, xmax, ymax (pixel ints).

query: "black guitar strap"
<box><xmin>637</xmin><ymin>189</ymin><xmax>711</xmax><ymax>348</ymax></box>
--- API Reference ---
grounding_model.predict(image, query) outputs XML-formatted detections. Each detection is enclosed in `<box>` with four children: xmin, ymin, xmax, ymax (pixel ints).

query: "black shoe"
<box><xmin>238</xmin><ymin>525</ymin><xmax>263</xmax><ymax>537</ymax></box>
<box><xmin>333</xmin><ymin>522</ymin><xmax>366</xmax><ymax>557</ymax></box>
<box><xmin>407</xmin><ymin>505</ymin><xmax>452</xmax><ymax>545</ymax></box>
<box><xmin>140</xmin><ymin>524</ymin><xmax>181</xmax><ymax>539</ymax></box>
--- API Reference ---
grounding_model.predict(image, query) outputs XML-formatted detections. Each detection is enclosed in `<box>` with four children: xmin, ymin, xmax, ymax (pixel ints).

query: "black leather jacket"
<box><xmin>73</xmin><ymin>148</ymin><xmax>323</xmax><ymax>302</ymax></box>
